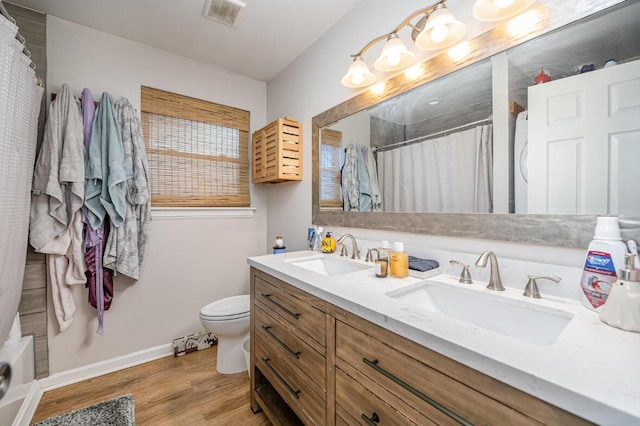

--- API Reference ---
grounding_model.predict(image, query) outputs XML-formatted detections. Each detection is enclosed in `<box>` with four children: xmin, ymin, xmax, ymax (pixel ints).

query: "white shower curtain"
<box><xmin>377</xmin><ymin>123</ymin><xmax>493</xmax><ymax>213</ymax></box>
<box><xmin>0</xmin><ymin>15</ymin><xmax>44</xmax><ymax>346</ymax></box>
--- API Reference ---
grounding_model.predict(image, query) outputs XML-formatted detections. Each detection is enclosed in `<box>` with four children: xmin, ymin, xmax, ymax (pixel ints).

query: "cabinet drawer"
<box><xmin>336</xmin><ymin>368</ymin><xmax>438</xmax><ymax>426</ymax></box>
<box><xmin>254</xmin><ymin>274</ymin><xmax>326</xmax><ymax>347</ymax></box>
<box><xmin>255</xmin><ymin>332</ymin><xmax>325</xmax><ymax>425</ymax></box>
<box><xmin>255</xmin><ymin>305</ymin><xmax>326</xmax><ymax>390</ymax></box>
<box><xmin>336</xmin><ymin>321</ymin><xmax>535</xmax><ymax>425</ymax></box>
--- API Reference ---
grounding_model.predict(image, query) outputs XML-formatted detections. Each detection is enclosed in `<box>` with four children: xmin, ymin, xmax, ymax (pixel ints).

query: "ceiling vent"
<box><xmin>203</xmin><ymin>0</ymin><xmax>246</xmax><ymax>28</ymax></box>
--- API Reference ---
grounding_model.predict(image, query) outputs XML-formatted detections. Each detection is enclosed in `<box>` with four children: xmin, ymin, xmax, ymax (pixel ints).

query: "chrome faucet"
<box><xmin>365</xmin><ymin>248</ymin><xmax>379</xmax><ymax>262</ymax></box>
<box><xmin>475</xmin><ymin>251</ymin><xmax>505</xmax><ymax>291</ymax></box>
<box><xmin>336</xmin><ymin>234</ymin><xmax>360</xmax><ymax>260</ymax></box>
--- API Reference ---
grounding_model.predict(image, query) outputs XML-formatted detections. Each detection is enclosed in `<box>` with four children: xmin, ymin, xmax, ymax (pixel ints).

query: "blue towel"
<box><xmin>408</xmin><ymin>256</ymin><xmax>439</xmax><ymax>272</ymax></box>
<box><xmin>84</xmin><ymin>92</ymin><xmax>127</xmax><ymax>230</ymax></box>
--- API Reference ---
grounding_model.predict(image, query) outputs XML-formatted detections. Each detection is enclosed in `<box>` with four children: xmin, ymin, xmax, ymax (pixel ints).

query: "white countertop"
<box><xmin>248</xmin><ymin>250</ymin><xmax>640</xmax><ymax>425</ymax></box>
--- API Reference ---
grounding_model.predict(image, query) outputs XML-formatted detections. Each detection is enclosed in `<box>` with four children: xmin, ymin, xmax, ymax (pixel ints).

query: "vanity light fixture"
<box><xmin>341</xmin><ymin>55</ymin><xmax>376</xmax><ymax>88</ymax></box>
<box><xmin>473</xmin><ymin>0</ymin><xmax>535</xmax><ymax>22</ymax></box>
<box><xmin>341</xmin><ymin>0</ymin><xmax>534</xmax><ymax>88</ymax></box>
<box><xmin>374</xmin><ymin>33</ymin><xmax>415</xmax><ymax>72</ymax></box>
<box><xmin>414</xmin><ymin>2</ymin><xmax>466</xmax><ymax>50</ymax></box>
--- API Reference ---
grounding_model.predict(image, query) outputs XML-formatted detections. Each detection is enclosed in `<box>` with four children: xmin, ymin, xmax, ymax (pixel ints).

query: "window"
<box><xmin>320</xmin><ymin>128</ymin><xmax>343</xmax><ymax>208</ymax></box>
<box><xmin>140</xmin><ymin>86</ymin><xmax>250</xmax><ymax>207</ymax></box>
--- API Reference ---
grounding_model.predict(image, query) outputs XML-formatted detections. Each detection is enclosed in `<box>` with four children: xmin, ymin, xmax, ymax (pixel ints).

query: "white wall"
<box><xmin>265</xmin><ymin>0</ymin><xmax>586</xmax><ymax>266</ymax></box>
<box><xmin>46</xmin><ymin>16</ymin><xmax>268</xmax><ymax>373</ymax></box>
<box><xmin>330</xmin><ymin>112</ymin><xmax>371</xmax><ymax>148</ymax></box>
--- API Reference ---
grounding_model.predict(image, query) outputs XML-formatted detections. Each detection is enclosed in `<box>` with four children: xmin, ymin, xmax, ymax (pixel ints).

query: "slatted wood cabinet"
<box><xmin>249</xmin><ymin>268</ymin><xmax>590</xmax><ymax>425</ymax></box>
<box><xmin>252</xmin><ymin>117</ymin><xmax>302</xmax><ymax>183</ymax></box>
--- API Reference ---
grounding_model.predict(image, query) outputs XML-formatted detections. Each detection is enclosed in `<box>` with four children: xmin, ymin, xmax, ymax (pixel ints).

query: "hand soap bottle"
<box><xmin>599</xmin><ymin>254</ymin><xmax>640</xmax><ymax>332</ymax></box>
<box><xmin>580</xmin><ymin>216</ymin><xmax>627</xmax><ymax>312</ymax></box>
<box><xmin>321</xmin><ymin>232</ymin><xmax>336</xmax><ymax>253</ymax></box>
<box><xmin>389</xmin><ymin>242</ymin><xmax>408</xmax><ymax>278</ymax></box>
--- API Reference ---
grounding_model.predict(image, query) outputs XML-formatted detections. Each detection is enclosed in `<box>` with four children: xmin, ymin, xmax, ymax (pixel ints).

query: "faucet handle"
<box><xmin>338</xmin><ymin>243</ymin><xmax>348</xmax><ymax>257</ymax></box>
<box><xmin>366</xmin><ymin>248</ymin><xmax>379</xmax><ymax>262</ymax></box>
<box><xmin>523</xmin><ymin>274</ymin><xmax>561</xmax><ymax>298</ymax></box>
<box><xmin>449</xmin><ymin>260</ymin><xmax>473</xmax><ymax>284</ymax></box>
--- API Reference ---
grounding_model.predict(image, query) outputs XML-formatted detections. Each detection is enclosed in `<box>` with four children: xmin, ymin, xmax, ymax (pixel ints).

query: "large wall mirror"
<box><xmin>312</xmin><ymin>0</ymin><xmax>640</xmax><ymax>248</ymax></box>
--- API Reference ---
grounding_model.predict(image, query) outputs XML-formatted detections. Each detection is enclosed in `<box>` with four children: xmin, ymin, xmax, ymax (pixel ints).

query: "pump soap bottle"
<box><xmin>390</xmin><ymin>242</ymin><xmax>408</xmax><ymax>278</ymax></box>
<box><xmin>599</xmin><ymin>254</ymin><xmax>640</xmax><ymax>332</ymax></box>
<box><xmin>580</xmin><ymin>216</ymin><xmax>627</xmax><ymax>312</ymax></box>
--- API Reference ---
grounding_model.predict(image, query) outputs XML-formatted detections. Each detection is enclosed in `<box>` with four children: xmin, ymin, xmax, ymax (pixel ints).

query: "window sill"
<box><xmin>151</xmin><ymin>207</ymin><xmax>256</xmax><ymax>220</ymax></box>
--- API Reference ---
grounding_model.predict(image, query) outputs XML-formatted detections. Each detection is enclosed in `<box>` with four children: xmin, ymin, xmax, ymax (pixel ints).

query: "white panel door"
<box><xmin>528</xmin><ymin>60</ymin><xmax>640</xmax><ymax>214</ymax></box>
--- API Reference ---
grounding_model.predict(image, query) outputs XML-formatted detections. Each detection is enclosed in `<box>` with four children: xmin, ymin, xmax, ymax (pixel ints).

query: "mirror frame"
<box><xmin>312</xmin><ymin>0</ymin><xmax>640</xmax><ymax>248</ymax></box>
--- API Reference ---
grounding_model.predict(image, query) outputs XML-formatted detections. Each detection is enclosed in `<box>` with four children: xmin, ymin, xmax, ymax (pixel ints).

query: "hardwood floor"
<box><xmin>31</xmin><ymin>346</ymin><xmax>271</xmax><ymax>425</ymax></box>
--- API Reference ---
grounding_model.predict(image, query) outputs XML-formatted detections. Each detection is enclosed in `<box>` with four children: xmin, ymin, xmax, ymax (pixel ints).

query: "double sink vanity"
<box><xmin>248</xmin><ymin>249</ymin><xmax>640</xmax><ymax>425</ymax></box>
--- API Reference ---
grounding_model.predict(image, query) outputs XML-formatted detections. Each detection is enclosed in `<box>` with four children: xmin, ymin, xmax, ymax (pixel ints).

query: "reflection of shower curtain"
<box><xmin>377</xmin><ymin>123</ymin><xmax>493</xmax><ymax>213</ymax></box>
<box><xmin>0</xmin><ymin>15</ymin><xmax>44</xmax><ymax>346</ymax></box>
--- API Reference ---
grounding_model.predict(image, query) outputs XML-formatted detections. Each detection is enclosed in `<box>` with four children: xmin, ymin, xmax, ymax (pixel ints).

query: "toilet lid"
<box><xmin>200</xmin><ymin>294</ymin><xmax>250</xmax><ymax>318</ymax></box>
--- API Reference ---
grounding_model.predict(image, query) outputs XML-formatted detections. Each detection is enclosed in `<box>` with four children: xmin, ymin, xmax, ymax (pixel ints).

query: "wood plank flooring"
<box><xmin>31</xmin><ymin>346</ymin><xmax>271</xmax><ymax>425</ymax></box>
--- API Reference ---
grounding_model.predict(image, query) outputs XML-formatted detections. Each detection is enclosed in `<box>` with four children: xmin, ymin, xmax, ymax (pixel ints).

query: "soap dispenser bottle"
<box><xmin>599</xmin><ymin>254</ymin><xmax>640</xmax><ymax>332</ymax></box>
<box><xmin>321</xmin><ymin>232</ymin><xmax>336</xmax><ymax>253</ymax></box>
<box><xmin>579</xmin><ymin>216</ymin><xmax>627</xmax><ymax>312</ymax></box>
<box><xmin>389</xmin><ymin>242</ymin><xmax>408</xmax><ymax>278</ymax></box>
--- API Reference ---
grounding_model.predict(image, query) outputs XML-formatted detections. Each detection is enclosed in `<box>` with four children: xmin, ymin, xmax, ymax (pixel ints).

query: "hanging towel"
<box><xmin>341</xmin><ymin>144</ymin><xmax>359</xmax><ymax>211</ymax></box>
<box><xmin>30</xmin><ymin>83</ymin><xmax>84</xmax><ymax>249</ymax></box>
<box><xmin>80</xmin><ymin>88</ymin><xmax>113</xmax><ymax>335</ymax></box>
<box><xmin>84</xmin><ymin>92</ymin><xmax>127</xmax><ymax>230</ymax></box>
<box><xmin>366</xmin><ymin>147</ymin><xmax>382</xmax><ymax>211</ymax></box>
<box><xmin>29</xmin><ymin>84</ymin><xmax>85</xmax><ymax>332</ymax></box>
<box><xmin>103</xmin><ymin>97</ymin><xmax>151</xmax><ymax>280</ymax></box>
<box><xmin>357</xmin><ymin>146</ymin><xmax>372</xmax><ymax>212</ymax></box>
<box><xmin>85</xmin><ymin>218</ymin><xmax>114</xmax><ymax>312</ymax></box>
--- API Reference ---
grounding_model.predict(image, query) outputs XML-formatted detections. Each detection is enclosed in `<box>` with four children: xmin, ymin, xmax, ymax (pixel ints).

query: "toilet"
<box><xmin>199</xmin><ymin>295</ymin><xmax>250</xmax><ymax>374</ymax></box>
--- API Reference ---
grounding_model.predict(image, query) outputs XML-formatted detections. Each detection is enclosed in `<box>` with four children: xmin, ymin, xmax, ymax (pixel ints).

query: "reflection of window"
<box><xmin>140</xmin><ymin>86</ymin><xmax>250</xmax><ymax>207</ymax></box>
<box><xmin>320</xmin><ymin>129</ymin><xmax>343</xmax><ymax>208</ymax></box>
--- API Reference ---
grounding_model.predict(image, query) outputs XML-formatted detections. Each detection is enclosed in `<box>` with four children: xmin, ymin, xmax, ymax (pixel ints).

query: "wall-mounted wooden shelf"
<box><xmin>252</xmin><ymin>117</ymin><xmax>302</xmax><ymax>183</ymax></box>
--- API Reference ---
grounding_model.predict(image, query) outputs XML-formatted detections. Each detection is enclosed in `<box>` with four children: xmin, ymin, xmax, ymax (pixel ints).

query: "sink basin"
<box><xmin>285</xmin><ymin>255</ymin><xmax>373</xmax><ymax>276</ymax></box>
<box><xmin>387</xmin><ymin>280</ymin><xmax>573</xmax><ymax>346</ymax></box>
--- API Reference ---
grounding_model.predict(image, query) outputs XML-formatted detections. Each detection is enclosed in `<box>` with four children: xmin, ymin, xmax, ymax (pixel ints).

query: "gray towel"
<box><xmin>30</xmin><ymin>84</ymin><xmax>84</xmax><ymax>250</ymax></box>
<box><xmin>408</xmin><ymin>256</ymin><xmax>439</xmax><ymax>272</ymax></box>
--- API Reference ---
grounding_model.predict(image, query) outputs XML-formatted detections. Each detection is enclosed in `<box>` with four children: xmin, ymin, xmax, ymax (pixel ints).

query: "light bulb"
<box><xmin>370</xmin><ymin>82</ymin><xmax>385</xmax><ymax>94</ymax></box>
<box><xmin>495</xmin><ymin>0</ymin><xmax>513</xmax><ymax>8</ymax></box>
<box><xmin>352</xmin><ymin>71</ymin><xmax>364</xmax><ymax>85</ymax></box>
<box><xmin>448</xmin><ymin>42</ymin><xmax>470</xmax><ymax>61</ymax></box>
<box><xmin>386</xmin><ymin>49</ymin><xmax>401</xmax><ymax>67</ymax></box>
<box><xmin>431</xmin><ymin>24</ymin><xmax>449</xmax><ymax>43</ymax></box>
<box><xmin>404</xmin><ymin>65</ymin><xmax>422</xmax><ymax>80</ymax></box>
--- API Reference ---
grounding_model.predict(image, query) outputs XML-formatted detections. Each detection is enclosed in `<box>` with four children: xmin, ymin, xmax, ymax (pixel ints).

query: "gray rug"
<box><xmin>33</xmin><ymin>394</ymin><xmax>135</xmax><ymax>426</ymax></box>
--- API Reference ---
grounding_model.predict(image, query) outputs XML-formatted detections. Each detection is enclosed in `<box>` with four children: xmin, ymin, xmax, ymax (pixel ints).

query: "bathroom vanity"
<box><xmin>248</xmin><ymin>251</ymin><xmax>640</xmax><ymax>425</ymax></box>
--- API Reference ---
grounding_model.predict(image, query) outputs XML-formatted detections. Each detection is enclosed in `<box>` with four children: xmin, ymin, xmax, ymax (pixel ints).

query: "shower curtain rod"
<box><xmin>373</xmin><ymin>117</ymin><xmax>492</xmax><ymax>153</ymax></box>
<box><xmin>0</xmin><ymin>0</ymin><xmax>40</xmax><ymax>81</ymax></box>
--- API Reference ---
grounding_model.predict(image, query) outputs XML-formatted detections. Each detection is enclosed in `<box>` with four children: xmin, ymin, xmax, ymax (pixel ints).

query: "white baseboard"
<box><xmin>38</xmin><ymin>343</ymin><xmax>173</xmax><ymax>392</ymax></box>
<box><xmin>12</xmin><ymin>381</ymin><xmax>43</xmax><ymax>426</ymax></box>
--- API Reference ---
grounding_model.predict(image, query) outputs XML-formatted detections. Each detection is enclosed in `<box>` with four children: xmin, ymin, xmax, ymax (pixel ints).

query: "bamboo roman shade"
<box><xmin>320</xmin><ymin>128</ymin><xmax>343</xmax><ymax>208</ymax></box>
<box><xmin>140</xmin><ymin>86</ymin><xmax>250</xmax><ymax>207</ymax></box>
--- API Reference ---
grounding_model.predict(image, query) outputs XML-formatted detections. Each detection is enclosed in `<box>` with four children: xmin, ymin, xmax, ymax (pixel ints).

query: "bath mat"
<box><xmin>33</xmin><ymin>393</ymin><xmax>135</xmax><ymax>426</ymax></box>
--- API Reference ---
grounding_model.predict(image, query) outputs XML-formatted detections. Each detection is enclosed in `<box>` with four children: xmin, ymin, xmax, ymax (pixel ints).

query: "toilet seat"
<box><xmin>200</xmin><ymin>295</ymin><xmax>249</xmax><ymax>321</ymax></box>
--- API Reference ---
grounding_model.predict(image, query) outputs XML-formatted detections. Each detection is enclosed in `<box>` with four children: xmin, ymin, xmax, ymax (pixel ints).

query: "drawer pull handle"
<box><xmin>361</xmin><ymin>412</ymin><xmax>380</xmax><ymax>425</ymax></box>
<box><xmin>362</xmin><ymin>358</ymin><xmax>472</xmax><ymax>426</ymax></box>
<box><xmin>261</xmin><ymin>293</ymin><xmax>301</xmax><ymax>319</ymax></box>
<box><xmin>262</xmin><ymin>325</ymin><xmax>301</xmax><ymax>359</ymax></box>
<box><xmin>261</xmin><ymin>357</ymin><xmax>300</xmax><ymax>400</ymax></box>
